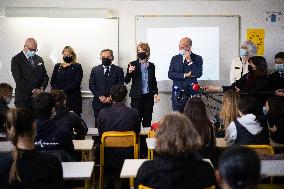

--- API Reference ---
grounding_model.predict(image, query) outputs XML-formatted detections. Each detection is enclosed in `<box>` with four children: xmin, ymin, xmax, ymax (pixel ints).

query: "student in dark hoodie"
<box><xmin>50</xmin><ymin>89</ymin><xmax>88</xmax><ymax>139</ymax></box>
<box><xmin>0</xmin><ymin>83</ymin><xmax>13</xmax><ymax>134</ymax></box>
<box><xmin>0</xmin><ymin>108</ymin><xmax>64</xmax><ymax>189</ymax></box>
<box><xmin>135</xmin><ymin>113</ymin><xmax>216</xmax><ymax>189</ymax></box>
<box><xmin>33</xmin><ymin>92</ymin><xmax>75</xmax><ymax>161</ymax></box>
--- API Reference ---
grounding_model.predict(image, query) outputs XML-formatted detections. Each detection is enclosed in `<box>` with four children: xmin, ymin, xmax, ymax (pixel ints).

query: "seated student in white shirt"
<box><xmin>225</xmin><ymin>96</ymin><xmax>269</xmax><ymax>145</ymax></box>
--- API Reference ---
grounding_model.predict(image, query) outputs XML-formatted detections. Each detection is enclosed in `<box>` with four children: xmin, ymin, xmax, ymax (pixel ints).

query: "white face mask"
<box><xmin>275</xmin><ymin>64</ymin><xmax>284</xmax><ymax>72</ymax></box>
<box><xmin>263</xmin><ymin>106</ymin><xmax>269</xmax><ymax>115</ymax></box>
<box><xmin>4</xmin><ymin>97</ymin><xmax>12</xmax><ymax>105</ymax></box>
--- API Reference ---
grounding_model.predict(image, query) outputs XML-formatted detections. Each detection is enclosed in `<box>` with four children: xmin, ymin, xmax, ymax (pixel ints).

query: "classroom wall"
<box><xmin>0</xmin><ymin>0</ymin><xmax>284</xmax><ymax>126</ymax></box>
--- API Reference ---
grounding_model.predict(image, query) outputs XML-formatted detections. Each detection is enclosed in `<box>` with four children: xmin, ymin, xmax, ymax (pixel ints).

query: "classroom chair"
<box><xmin>245</xmin><ymin>145</ymin><xmax>275</xmax><ymax>157</ymax></box>
<box><xmin>147</xmin><ymin>131</ymin><xmax>156</xmax><ymax>160</ymax></box>
<box><xmin>245</xmin><ymin>145</ymin><xmax>275</xmax><ymax>184</ymax></box>
<box><xmin>138</xmin><ymin>185</ymin><xmax>153</xmax><ymax>189</ymax></box>
<box><xmin>99</xmin><ymin>131</ymin><xmax>138</xmax><ymax>189</ymax></box>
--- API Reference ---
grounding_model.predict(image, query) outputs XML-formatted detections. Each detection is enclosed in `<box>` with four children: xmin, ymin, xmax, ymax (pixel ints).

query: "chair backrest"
<box><xmin>101</xmin><ymin>131</ymin><xmax>138</xmax><ymax>158</ymax></box>
<box><xmin>245</xmin><ymin>145</ymin><xmax>275</xmax><ymax>155</ymax></box>
<box><xmin>99</xmin><ymin>131</ymin><xmax>139</xmax><ymax>189</ymax></box>
<box><xmin>148</xmin><ymin>131</ymin><xmax>156</xmax><ymax>138</ymax></box>
<box><xmin>138</xmin><ymin>185</ymin><xmax>153</xmax><ymax>189</ymax></box>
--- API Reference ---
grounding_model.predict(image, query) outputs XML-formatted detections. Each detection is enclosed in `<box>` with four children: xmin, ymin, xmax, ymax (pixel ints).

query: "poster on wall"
<box><xmin>265</xmin><ymin>11</ymin><xmax>282</xmax><ymax>23</ymax></box>
<box><xmin>246</xmin><ymin>29</ymin><xmax>265</xmax><ymax>56</ymax></box>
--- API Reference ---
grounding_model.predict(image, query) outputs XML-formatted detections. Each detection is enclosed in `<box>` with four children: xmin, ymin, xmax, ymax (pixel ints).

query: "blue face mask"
<box><xmin>275</xmin><ymin>64</ymin><xmax>284</xmax><ymax>72</ymax></box>
<box><xmin>26</xmin><ymin>50</ymin><xmax>36</xmax><ymax>58</ymax></box>
<box><xmin>263</xmin><ymin>106</ymin><xmax>268</xmax><ymax>115</ymax></box>
<box><xmin>240</xmin><ymin>48</ymin><xmax>248</xmax><ymax>57</ymax></box>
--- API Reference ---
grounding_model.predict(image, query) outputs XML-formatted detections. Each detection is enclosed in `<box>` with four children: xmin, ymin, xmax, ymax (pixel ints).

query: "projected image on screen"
<box><xmin>147</xmin><ymin>27</ymin><xmax>219</xmax><ymax>81</ymax></box>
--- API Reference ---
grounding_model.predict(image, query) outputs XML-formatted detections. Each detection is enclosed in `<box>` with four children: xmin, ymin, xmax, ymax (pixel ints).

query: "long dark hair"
<box><xmin>183</xmin><ymin>97</ymin><xmax>214</xmax><ymax>146</ymax></box>
<box><xmin>5</xmin><ymin>108</ymin><xmax>34</xmax><ymax>183</ymax></box>
<box><xmin>248</xmin><ymin>56</ymin><xmax>267</xmax><ymax>78</ymax></box>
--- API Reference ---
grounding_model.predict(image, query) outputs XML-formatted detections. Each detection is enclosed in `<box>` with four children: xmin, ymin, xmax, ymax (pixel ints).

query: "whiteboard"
<box><xmin>136</xmin><ymin>16</ymin><xmax>240</xmax><ymax>87</ymax></box>
<box><xmin>0</xmin><ymin>17</ymin><xmax>118</xmax><ymax>91</ymax></box>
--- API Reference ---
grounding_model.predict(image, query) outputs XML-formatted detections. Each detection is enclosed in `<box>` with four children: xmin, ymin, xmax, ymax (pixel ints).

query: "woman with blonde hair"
<box><xmin>0</xmin><ymin>108</ymin><xmax>64</xmax><ymax>188</ymax></box>
<box><xmin>51</xmin><ymin>46</ymin><xmax>83</xmax><ymax>116</ymax></box>
<box><xmin>219</xmin><ymin>89</ymin><xmax>240</xmax><ymax>129</ymax></box>
<box><xmin>135</xmin><ymin>113</ymin><xmax>216</xmax><ymax>189</ymax></box>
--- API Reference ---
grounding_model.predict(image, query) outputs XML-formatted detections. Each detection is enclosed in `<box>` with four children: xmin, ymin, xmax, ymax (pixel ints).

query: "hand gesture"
<box><xmin>275</xmin><ymin>89</ymin><xmax>284</xmax><ymax>97</ymax></box>
<box><xmin>184</xmin><ymin>51</ymin><xmax>192</xmax><ymax>62</ymax></box>
<box><xmin>204</xmin><ymin>86</ymin><xmax>222</xmax><ymax>93</ymax></box>
<box><xmin>128</xmin><ymin>63</ymin><xmax>135</xmax><ymax>73</ymax></box>
<box><xmin>154</xmin><ymin>94</ymin><xmax>160</xmax><ymax>103</ymax></box>
<box><xmin>99</xmin><ymin>96</ymin><xmax>107</xmax><ymax>103</ymax></box>
<box><xmin>185</xmin><ymin>71</ymin><xmax>193</xmax><ymax>78</ymax></box>
<box><xmin>105</xmin><ymin>97</ymin><xmax>112</xmax><ymax>103</ymax></box>
<box><xmin>32</xmin><ymin>89</ymin><xmax>43</xmax><ymax>97</ymax></box>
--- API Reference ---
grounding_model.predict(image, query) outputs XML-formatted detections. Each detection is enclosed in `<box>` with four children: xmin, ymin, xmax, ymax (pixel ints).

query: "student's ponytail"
<box><xmin>9</xmin><ymin>147</ymin><xmax>21</xmax><ymax>183</ymax></box>
<box><xmin>5</xmin><ymin>108</ymin><xmax>34</xmax><ymax>184</ymax></box>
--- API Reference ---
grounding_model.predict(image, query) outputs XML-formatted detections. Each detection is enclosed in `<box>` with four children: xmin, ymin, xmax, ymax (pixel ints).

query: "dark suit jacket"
<box><xmin>50</xmin><ymin>63</ymin><xmax>83</xmax><ymax>114</ymax></box>
<box><xmin>268</xmin><ymin>71</ymin><xmax>284</xmax><ymax>91</ymax></box>
<box><xmin>97</xmin><ymin>102</ymin><xmax>141</xmax><ymax>136</ymax></box>
<box><xmin>125</xmin><ymin>60</ymin><xmax>158</xmax><ymax>98</ymax></box>
<box><xmin>168</xmin><ymin>53</ymin><xmax>203</xmax><ymax>95</ymax></box>
<box><xmin>97</xmin><ymin>102</ymin><xmax>141</xmax><ymax>168</ymax></box>
<box><xmin>11</xmin><ymin>51</ymin><xmax>49</xmax><ymax>108</ymax></box>
<box><xmin>89</xmin><ymin>64</ymin><xmax>124</xmax><ymax>110</ymax></box>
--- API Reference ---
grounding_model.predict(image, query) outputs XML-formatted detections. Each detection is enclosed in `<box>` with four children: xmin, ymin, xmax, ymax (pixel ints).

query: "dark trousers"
<box><xmin>130</xmin><ymin>93</ymin><xmax>154</xmax><ymax>128</ymax></box>
<box><xmin>171</xmin><ymin>94</ymin><xmax>187</xmax><ymax>112</ymax></box>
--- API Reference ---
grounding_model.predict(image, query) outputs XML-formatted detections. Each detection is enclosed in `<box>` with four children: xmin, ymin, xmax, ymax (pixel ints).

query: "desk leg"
<box><xmin>130</xmin><ymin>177</ymin><xmax>134</xmax><ymax>189</ymax></box>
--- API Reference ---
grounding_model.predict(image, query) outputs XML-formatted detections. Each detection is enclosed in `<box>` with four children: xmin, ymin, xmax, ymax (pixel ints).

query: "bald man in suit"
<box><xmin>11</xmin><ymin>38</ymin><xmax>49</xmax><ymax>109</ymax></box>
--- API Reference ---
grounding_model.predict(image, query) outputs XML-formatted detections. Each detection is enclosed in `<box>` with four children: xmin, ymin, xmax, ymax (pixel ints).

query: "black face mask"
<box><xmin>102</xmin><ymin>58</ymin><xmax>112</xmax><ymax>66</ymax></box>
<box><xmin>63</xmin><ymin>56</ymin><xmax>74</xmax><ymax>63</ymax></box>
<box><xmin>137</xmin><ymin>52</ymin><xmax>147</xmax><ymax>60</ymax></box>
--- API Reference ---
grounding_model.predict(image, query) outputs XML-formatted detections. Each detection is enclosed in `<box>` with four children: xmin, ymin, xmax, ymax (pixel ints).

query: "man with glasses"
<box><xmin>11</xmin><ymin>38</ymin><xmax>49</xmax><ymax>109</ymax></box>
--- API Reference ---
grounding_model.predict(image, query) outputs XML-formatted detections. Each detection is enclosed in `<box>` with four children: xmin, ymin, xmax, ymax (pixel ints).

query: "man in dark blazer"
<box><xmin>89</xmin><ymin>49</ymin><xmax>124</xmax><ymax>127</ymax></box>
<box><xmin>11</xmin><ymin>38</ymin><xmax>49</xmax><ymax>109</ymax></box>
<box><xmin>168</xmin><ymin>37</ymin><xmax>203</xmax><ymax>112</ymax></box>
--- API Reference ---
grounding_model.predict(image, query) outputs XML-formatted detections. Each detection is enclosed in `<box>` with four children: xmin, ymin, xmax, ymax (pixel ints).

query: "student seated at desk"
<box><xmin>33</xmin><ymin>92</ymin><xmax>75</xmax><ymax>161</ymax></box>
<box><xmin>215</xmin><ymin>146</ymin><xmax>260</xmax><ymax>189</ymax></box>
<box><xmin>264</xmin><ymin>96</ymin><xmax>284</xmax><ymax>144</ymax></box>
<box><xmin>226</xmin><ymin>96</ymin><xmax>269</xmax><ymax>145</ymax></box>
<box><xmin>0</xmin><ymin>108</ymin><xmax>64</xmax><ymax>188</ymax></box>
<box><xmin>97</xmin><ymin>84</ymin><xmax>140</xmax><ymax>188</ymax></box>
<box><xmin>135</xmin><ymin>113</ymin><xmax>216</xmax><ymax>189</ymax></box>
<box><xmin>51</xmin><ymin>89</ymin><xmax>88</xmax><ymax>139</ymax></box>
